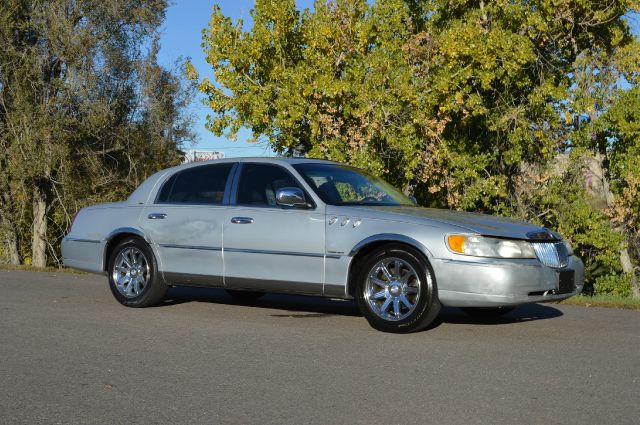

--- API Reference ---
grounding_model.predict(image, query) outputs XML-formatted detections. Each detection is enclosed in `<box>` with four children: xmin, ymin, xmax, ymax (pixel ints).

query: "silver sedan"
<box><xmin>62</xmin><ymin>157</ymin><xmax>584</xmax><ymax>333</ymax></box>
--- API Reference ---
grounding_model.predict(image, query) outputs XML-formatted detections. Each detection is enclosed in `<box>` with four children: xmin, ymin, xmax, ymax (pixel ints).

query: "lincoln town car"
<box><xmin>62</xmin><ymin>157</ymin><xmax>584</xmax><ymax>332</ymax></box>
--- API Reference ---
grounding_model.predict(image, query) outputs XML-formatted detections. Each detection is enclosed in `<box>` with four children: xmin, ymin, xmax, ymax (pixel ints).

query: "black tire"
<box><xmin>225</xmin><ymin>289</ymin><xmax>265</xmax><ymax>300</ymax></box>
<box><xmin>355</xmin><ymin>244</ymin><xmax>441</xmax><ymax>333</ymax></box>
<box><xmin>107</xmin><ymin>237</ymin><xmax>167</xmax><ymax>307</ymax></box>
<box><xmin>461</xmin><ymin>306</ymin><xmax>516</xmax><ymax>319</ymax></box>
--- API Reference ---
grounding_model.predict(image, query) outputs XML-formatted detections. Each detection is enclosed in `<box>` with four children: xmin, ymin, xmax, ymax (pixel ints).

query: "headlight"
<box><xmin>447</xmin><ymin>235</ymin><xmax>536</xmax><ymax>259</ymax></box>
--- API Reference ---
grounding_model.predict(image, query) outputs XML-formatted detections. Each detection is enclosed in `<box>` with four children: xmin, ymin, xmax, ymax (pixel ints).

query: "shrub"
<box><xmin>593</xmin><ymin>274</ymin><xmax>633</xmax><ymax>297</ymax></box>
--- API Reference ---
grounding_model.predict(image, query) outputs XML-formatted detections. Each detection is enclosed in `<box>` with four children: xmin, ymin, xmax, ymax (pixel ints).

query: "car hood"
<box><xmin>363</xmin><ymin>206</ymin><xmax>553</xmax><ymax>240</ymax></box>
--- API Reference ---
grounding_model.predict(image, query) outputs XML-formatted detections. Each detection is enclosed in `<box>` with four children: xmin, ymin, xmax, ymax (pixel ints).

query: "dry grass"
<box><xmin>0</xmin><ymin>263</ymin><xmax>88</xmax><ymax>275</ymax></box>
<box><xmin>558</xmin><ymin>294</ymin><xmax>640</xmax><ymax>310</ymax></box>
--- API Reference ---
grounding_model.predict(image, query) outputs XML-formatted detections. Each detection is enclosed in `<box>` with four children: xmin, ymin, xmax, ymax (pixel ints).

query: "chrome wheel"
<box><xmin>111</xmin><ymin>247</ymin><xmax>150</xmax><ymax>298</ymax></box>
<box><xmin>364</xmin><ymin>257</ymin><xmax>423</xmax><ymax>321</ymax></box>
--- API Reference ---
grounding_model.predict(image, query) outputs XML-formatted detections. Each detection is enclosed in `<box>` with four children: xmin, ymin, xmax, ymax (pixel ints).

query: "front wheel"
<box><xmin>107</xmin><ymin>238</ymin><xmax>167</xmax><ymax>307</ymax></box>
<box><xmin>355</xmin><ymin>244</ymin><xmax>440</xmax><ymax>333</ymax></box>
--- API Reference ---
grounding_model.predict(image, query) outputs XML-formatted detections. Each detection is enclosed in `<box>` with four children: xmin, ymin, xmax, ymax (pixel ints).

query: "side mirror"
<box><xmin>276</xmin><ymin>187</ymin><xmax>309</xmax><ymax>208</ymax></box>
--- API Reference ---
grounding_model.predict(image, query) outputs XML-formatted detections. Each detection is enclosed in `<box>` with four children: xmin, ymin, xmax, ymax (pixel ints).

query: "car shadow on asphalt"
<box><xmin>162</xmin><ymin>286</ymin><xmax>362</xmax><ymax>317</ymax></box>
<box><xmin>439</xmin><ymin>303</ymin><xmax>564</xmax><ymax>326</ymax></box>
<box><xmin>160</xmin><ymin>286</ymin><xmax>564</xmax><ymax>325</ymax></box>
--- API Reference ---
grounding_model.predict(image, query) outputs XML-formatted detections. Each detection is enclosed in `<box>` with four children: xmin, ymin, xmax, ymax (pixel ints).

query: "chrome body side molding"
<box><xmin>158</xmin><ymin>244</ymin><xmax>340</xmax><ymax>259</ymax></box>
<box><xmin>224</xmin><ymin>247</ymin><xmax>328</xmax><ymax>258</ymax></box>
<box><xmin>63</xmin><ymin>237</ymin><xmax>101</xmax><ymax>244</ymax></box>
<box><xmin>160</xmin><ymin>244</ymin><xmax>222</xmax><ymax>252</ymax></box>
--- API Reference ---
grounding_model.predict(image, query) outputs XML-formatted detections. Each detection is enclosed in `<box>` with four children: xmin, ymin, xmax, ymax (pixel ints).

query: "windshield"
<box><xmin>293</xmin><ymin>163</ymin><xmax>415</xmax><ymax>206</ymax></box>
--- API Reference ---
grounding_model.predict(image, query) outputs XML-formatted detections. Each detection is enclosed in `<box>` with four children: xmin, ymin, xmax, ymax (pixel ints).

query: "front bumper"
<box><xmin>431</xmin><ymin>255</ymin><xmax>584</xmax><ymax>307</ymax></box>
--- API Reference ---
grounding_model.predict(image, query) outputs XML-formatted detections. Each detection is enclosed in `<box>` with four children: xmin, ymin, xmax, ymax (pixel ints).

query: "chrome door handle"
<box><xmin>230</xmin><ymin>217</ymin><xmax>254</xmax><ymax>224</ymax></box>
<box><xmin>148</xmin><ymin>213</ymin><xmax>167</xmax><ymax>220</ymax></box>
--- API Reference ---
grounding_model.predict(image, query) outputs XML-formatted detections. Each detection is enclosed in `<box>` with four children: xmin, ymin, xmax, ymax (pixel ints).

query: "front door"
<box><xmin>223</xmin><ymin>163</ymin><xmax>325</xmax><ymax>294</ymax></box>
<box><xmin>139</xmin><ymin>162</ymin><xmax>235</xmax><ymax>286</ymax></box>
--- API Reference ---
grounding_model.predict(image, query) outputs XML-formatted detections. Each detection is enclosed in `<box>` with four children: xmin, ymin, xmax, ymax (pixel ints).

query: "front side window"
<box><xmin>156</xmin><ymin>163</ymin><xmax>233</xmax><ymax>205</ymax></box>
<box><xmin>236</xmin><ymin>163</ymin><xmax>308</xmax><ymax>207</ymax></box>
<box><xmin>293</xmin><ymin>163</ymin><xmax>414</xmax><ymax>206</ymax></box>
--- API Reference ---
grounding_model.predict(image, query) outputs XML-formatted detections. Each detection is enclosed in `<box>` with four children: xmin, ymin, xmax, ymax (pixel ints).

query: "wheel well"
<box><xmin>347</xmin><ymin>240</ymin><xmax>429</xmax><ymax>298</ymax></box>
<box><xmin>103</xmin><ymin>233</ymin><xmax>145</xmax><ymax>272</ymax></box>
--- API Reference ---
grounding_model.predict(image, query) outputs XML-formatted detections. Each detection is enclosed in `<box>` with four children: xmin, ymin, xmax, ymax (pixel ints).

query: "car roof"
<box><xmin>127</xmin><ymin>157</ymin><xmax>341</xmax><ymax>204</ymax></box>
<box><xmin>167</xmin><ymin>156</ymin><xmax>340</xmax><ymax>173</ymax></box>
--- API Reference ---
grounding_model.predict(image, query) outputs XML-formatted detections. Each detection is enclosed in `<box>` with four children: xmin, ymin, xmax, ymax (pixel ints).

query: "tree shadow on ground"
<box><xmin>160</xmin><ymin>286</ymin><xmax>564</xmax><ymax>325</ymax></box>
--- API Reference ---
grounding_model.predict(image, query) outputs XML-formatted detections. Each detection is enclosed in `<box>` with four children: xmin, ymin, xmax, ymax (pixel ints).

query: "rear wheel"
<box><xmin>461</xmin><ymin>307</ymin><xmax>516</xmax><ymax>319</ymax></box>
<box><xmin>355</xmin><ymin>244</ymin><xmax>440</xmax><ymax>333</ymax></box>
<box><xmin>107</xmin><ymin>238</ymin><xmax>167</xmax><ymax>307</ymax></box>
<box><xmin>225</xmin><ymin>289</ymin><xmax>265</xmax><ymax>300</ymax></box>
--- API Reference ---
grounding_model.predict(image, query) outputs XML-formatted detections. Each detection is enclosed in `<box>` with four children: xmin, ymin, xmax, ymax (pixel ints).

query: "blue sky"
<box><xmin>159</xmin><ymin>2</ymin><xmax>640</xmax><ymax>158</ymax></box>
<box><xmin>159</xmin><ymin>0</ymin><xmax>314</xmax><ymax>157</ymax></box>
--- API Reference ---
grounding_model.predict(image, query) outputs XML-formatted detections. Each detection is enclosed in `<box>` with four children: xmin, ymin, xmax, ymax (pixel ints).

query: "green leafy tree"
<box><xmin>0</xmin><ymin>0</ymin><xmax>195</xmax><ymax>267</ymax></box>
<box><xmin>565</xmin><ymin>21</ymin><xmax>640</xmax><ymax>296</ymax></box>
<box><xmin>196</xmin><ymin>0</ymin><xmax>640</xmax><ymax>297</ymax></box>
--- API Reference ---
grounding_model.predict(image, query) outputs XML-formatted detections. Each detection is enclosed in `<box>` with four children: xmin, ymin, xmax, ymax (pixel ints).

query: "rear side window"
<box><xmin>156</xmin><ymin>163</ymin><xmax>233</xmax><ymax>205</ymax></box>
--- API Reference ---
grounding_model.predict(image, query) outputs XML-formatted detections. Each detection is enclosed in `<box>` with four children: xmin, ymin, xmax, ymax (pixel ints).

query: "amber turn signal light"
<box><xmin>447</xmin><ymin>235</ymin><xmax>466</xmax><ymax>253</ymax></box>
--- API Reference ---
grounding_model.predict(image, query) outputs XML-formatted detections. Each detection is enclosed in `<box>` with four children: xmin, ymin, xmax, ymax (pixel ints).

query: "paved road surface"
<box><xmin>0</xmin><ymin>270</ymin><xmax>638</xmax><ymax>424</ymax></box>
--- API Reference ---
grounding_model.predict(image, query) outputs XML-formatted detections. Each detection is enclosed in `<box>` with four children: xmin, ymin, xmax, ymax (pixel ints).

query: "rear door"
<box><xmin>140</xmin><ymin>162</ymin><xmax>236</xmax><ymax>286</ymax></box>
<box><xmin>222</xmin><ymin>163</ymin><xmax>325</xmax><ymax>294</ymax></box>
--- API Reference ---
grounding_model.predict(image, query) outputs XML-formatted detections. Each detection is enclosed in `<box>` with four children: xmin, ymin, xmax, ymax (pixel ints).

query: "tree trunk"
<box><xmin>0</xmin><ymin>189</ymin><xmax>21</xmax><ymax>265</ymax></box>
<box><xmin>4</xmin><ymin>226</ymin><xmax>21</xmax><ymax>265</ymax></box>
<box><xmin>594</xmin><ymin>152</ymin><xmax>639</xmax><ymax>298</ymax></box>
<box><xmin>31</xmin><ymin>184</ymin><xmax>47</xmax><ymax>268</ymax></box>
<box><xmin>620</xmin><ymin>249</ymin><xmax>640</xmax><ymax>298</ymax></box>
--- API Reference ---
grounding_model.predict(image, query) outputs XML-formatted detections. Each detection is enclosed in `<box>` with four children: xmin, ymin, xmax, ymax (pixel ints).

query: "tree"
<box><xmin>195</xmin><ymin>0</ymin><xmax>640</xmax><ymax>296</ymax></box>
<box><xmin>0</xmin><ymin>0</ymin><xmax>195</xmax><ymax>267</ymax></box>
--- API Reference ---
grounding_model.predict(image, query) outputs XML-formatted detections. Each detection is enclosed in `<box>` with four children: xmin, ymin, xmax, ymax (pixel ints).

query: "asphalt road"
<box><xmin>0</xmin><ymin>270</ymin><xmax>638</xmax><ymax>425</ymax></box>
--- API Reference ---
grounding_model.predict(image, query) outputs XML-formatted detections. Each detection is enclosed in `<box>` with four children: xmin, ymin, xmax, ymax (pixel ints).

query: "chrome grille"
<box><xmin>532</xmin><ymin>242</ymin><xmax>568</xmax><ymax>268</ymax></box>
